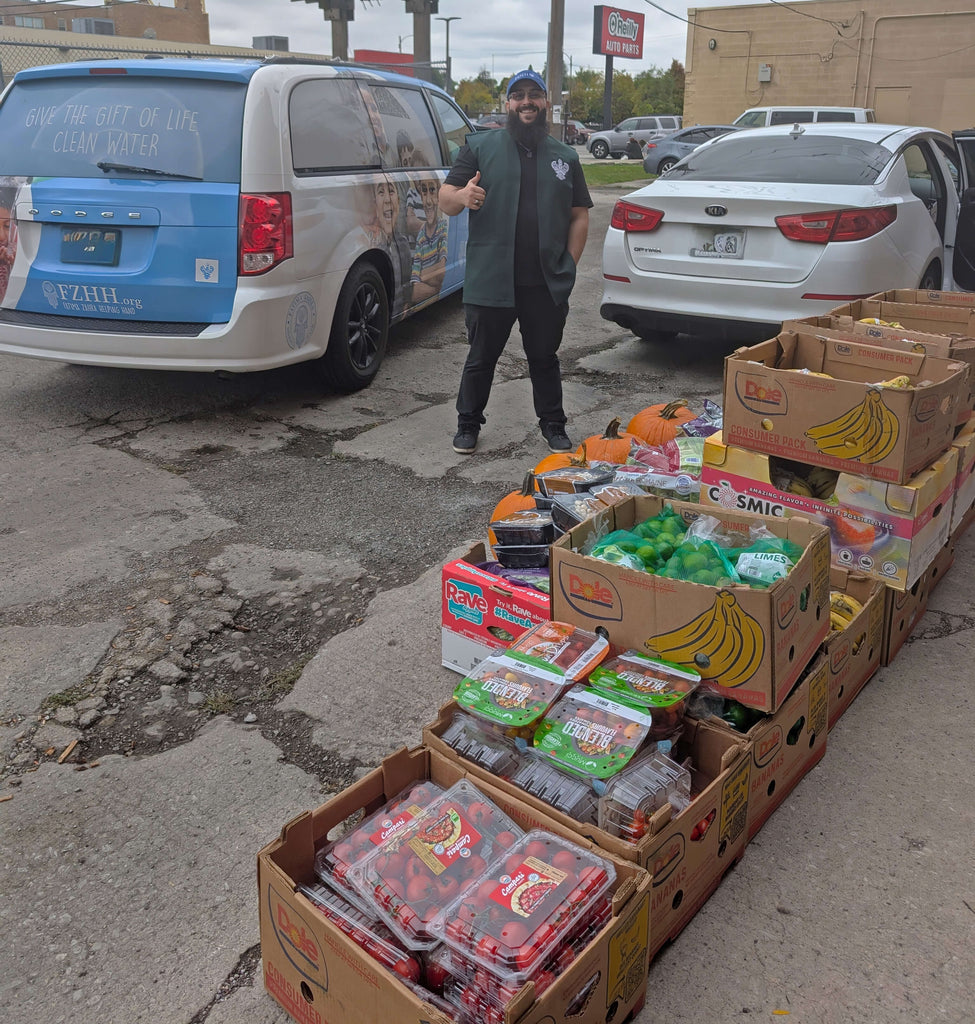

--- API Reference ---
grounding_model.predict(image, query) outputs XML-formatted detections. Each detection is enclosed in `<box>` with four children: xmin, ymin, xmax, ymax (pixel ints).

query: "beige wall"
<box><xmin>685</xmin><ymin>0</ymin><xmax>975</xmax><ymax>132</ymax></box>
<box><xmin>0</xmin><ymin>0</ymin><xmax>209</xmax><ymax>45</ymax></box>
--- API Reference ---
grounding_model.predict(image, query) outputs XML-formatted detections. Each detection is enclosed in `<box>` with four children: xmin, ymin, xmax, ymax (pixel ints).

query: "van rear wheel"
<box><xmin>319</xmin><ymin>262</ymin><xmax>389</xmax><ymax>392</ymax></box>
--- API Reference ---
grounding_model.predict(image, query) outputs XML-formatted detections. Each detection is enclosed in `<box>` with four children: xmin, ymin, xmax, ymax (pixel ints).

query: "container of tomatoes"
<box><xmin>508</xmin><ymin>754</ymin><xmax>599</xmax><ymax>825</ymax></box>
<box><xmin>429</xmin><ymin>830</ymin><xmax>615</xmax><ymax>987</ymax></box>
<box><xmin>440</xmin><ymin>710</ymin><xmax>523</xmax><ymax>778</ymax></box>
<box><xmin>597</xmin><ymin>750</ymin><xmax>692</xmax><ymax>842</ymax></box>
<box><xmin>587</xmin><ymin>650</ymin><xmax>700</xmax><ymax>740</ymax></box>
<box><xmin>314</xmin><ymin>780</ymin><xmax>444</xmax><ymax>916</ymax></box>
<box><xmin>348</xmin><ymin>779</ymin><xmax>525</xmax><ymax>951</ymax></box>
<box><xmin>532</xmin><ymin>687</ymin><xmax>656</xmax><ymax>781</ymax></box>
<box><xmin>506</xmin><ymin>620</ymin><xmax>609</xmax><ymax>682</ymax></box>
<box><xmin>453</xmin><ymin>652</ymin><xmax>576</xmax><ymax>731</ymax></box>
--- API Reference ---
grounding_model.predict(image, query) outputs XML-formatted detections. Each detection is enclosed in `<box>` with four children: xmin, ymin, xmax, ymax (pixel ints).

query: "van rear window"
<box><xmin>0</xmin><ymin>75</ymin><xmax>246</xmax><ymax>181</ymax></box>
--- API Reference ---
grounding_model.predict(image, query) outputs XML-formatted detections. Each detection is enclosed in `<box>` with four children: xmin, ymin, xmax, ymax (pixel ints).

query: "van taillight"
<box><xmin>239</xmin><ymin>192</ymin><xmax>293</xmax><ymax>274</ymax></box>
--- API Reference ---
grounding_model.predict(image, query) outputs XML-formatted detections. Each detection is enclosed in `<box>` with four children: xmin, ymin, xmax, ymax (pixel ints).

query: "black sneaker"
<box><xmin>452</xmin><ymin>427</ymin><xmax>479</xmax><ymax>455</ymax></box>
<box><xmin>542</xmin><ymin>424</ymin><xmax>572</xmax><ymax>453</ymax></box>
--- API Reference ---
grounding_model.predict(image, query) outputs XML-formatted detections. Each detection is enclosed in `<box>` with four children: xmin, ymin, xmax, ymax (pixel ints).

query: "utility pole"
<box><xmin>546</xmin><ymin>0</ymin><xmax>564</xmax><ymax>141</ymax></box>
<box><xmin>436</xmin><ymin>15</ymin><xmax>461</xmax><ymax>95</ymax></box>
<box><xmin>405</xmin><ymin>0</ymin><xmax>437</xmax><ymax>83</ymax></box>
<box><xmin>292</xmin><ymin>0</ymin><xmax>354</xmax><ymax>61</ymax></box>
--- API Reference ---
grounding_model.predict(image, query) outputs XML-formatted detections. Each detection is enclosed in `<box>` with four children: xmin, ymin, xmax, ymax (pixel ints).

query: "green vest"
<box><xmin>463</xmin><ymin>129</ymin><xmax>580</xmax><ymax>308</ymax></box>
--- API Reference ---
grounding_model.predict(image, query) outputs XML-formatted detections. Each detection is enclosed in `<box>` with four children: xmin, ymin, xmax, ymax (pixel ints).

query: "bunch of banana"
<box><xmin>805</xmin><ymin>389</ymin><xmax>899</xmax><ymax>463</ymax></box>
<box><xmin>858</xmin><ymin>317</ymin><xmax>904</xmax><ymax>329</ymax></box>
<box><xmin>644</xmin><ymin>589</ymin><xmax>765</xmax><ymax>689</ymax></box>
<box><xmin>829</xmin><ymin>591</ymin><xmax>864</xmax><ymax>633</ymax></box>
<box><xmin>806</xmin><ymin>465</ymin><xmax>839</xmax><ymax>500</ymax></box>
<box><xmin>875</xmin><ymin>375</ymin><xmax>912</xmax><ymax>389</ymax></box>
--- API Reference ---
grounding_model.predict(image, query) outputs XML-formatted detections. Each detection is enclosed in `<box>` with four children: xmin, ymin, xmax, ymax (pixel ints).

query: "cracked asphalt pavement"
<box><xmin>2</xmin><ymin>189</ymin><xmax>973</xmax><ymax>1024</ymax></box>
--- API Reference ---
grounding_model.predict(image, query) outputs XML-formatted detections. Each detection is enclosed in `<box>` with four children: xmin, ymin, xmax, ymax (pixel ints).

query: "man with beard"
<box><xmin>439</xmin><ymin>69</ymin><xmax>592</xmax><ymax>456</ymax></box>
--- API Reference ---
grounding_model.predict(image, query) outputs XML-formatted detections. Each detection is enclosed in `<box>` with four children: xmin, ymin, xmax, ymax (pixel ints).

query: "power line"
<box><xmin>640</xmin><ymin>0</ymin><xmax>752</xmax><ymax>34</ymax></box>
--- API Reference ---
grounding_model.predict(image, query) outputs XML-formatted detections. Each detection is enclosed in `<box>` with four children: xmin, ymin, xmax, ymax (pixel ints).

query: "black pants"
<box><xmin>457</xmin><ymin>285</ymin><xmax>569</xmax><ymax>430</ymax></box>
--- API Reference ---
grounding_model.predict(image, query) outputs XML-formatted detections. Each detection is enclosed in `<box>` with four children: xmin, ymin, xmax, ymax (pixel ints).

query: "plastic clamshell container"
<box><xmin>440</xmin><ymin>710</ymin><xmax>523</xmax><ymax>778</ymax></box>
<box><xmin>314</xmin><ymin>779</ymin><xmax>445</xmax><ymax>917</ymax></box>
<box><xmin>453</xmin><ymin>652</ymin><xmax>575</xmax><ymax>729</ymax></box>
<box><xmin>534</xmin><ymin>465</ymin><xmax>615</xmax><ymax>497</ymax></box>
<box><xmin>509</xmin><ymin>754</ymin><xmax>599</xmax><ymax>825</ymax></box>
<box><xmin>551</xmin><ymin>492</ymin><xmax>606</xmax><ymax>532</ymax></box>
<box><xmin>429</xmin><ymin>830</ymin><xmax>616</xmax><ymax>987</ymax></box>
<box><xmin>597</xmin><ymin>751</ymin><xmax>692</xmax><ymax>842</ymax></box>
<box><xmin>506</xmin><ymin>620</ymin><xmax>610</xmax><ymax>681</ymax></box>
<box><xmin>298</xmin><ymin>881</ymin><xmax>423</xmax><ymax>981</ymax></box>
<box><xmin>490</xmin><ymin>508</ymin><xmax>555</xmax><ymax>546</ymax></box>
<box><xmin>587</xmin><ymin>650</ymin><xmax>701</xmax><ymax>740</ymax></box>
<box><xmin>589</xmin><ymin>481</ymin><xmax>647</xmax><ymax>505</ymax></box>
<box><xmin>493</xmin><ymin>544</ymin><xmax>550</xmax><ymax>569</ymax></box>
<box><xmin>348</xmin><ymin>779</ymin><xmax>525</xmax><ymax>951</ymax></box>
<box><xmin>533</xmin><ymin>687</ymin><xmax>656</xmax><ymax>780</ymax></box>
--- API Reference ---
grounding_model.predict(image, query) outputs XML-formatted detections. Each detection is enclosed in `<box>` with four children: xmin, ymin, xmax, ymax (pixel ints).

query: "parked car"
<box><xmin>643</xmin><ymin>124</ymin><xmax>739</xmax><ymax>175</ymax></box>
<box><xmin>601</xmin><ymin>122</ymin><xmax>975</xmax><ymax>342</ymax></box>
<box><xmin>565</xmin><ymin>119</ymin><xmax>589</xmax><ymax>145</ymax></box>
<box><xmin>475</xmin><ymin>112</ymin><xmax>507</xmax><ymax>130</ymax></box>
<box><xmin>733</xmin><ymin>106</ymin><xmax>876</xmax><ymax>128</ymax></box>
<box><xmin>588</xmin><ymin>115</ymin><xmax>682</xmax><ymax>159</ymax></box>
<box><xmin>0</xmin><ymin>58</ymin><xmax>474</xmax><ymax>390</ymax></box>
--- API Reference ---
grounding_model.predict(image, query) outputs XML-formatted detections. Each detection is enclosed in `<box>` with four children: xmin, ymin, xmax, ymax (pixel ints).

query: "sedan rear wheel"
<box><xmin>918</xmin><ymin>261</ymin><xmax>942</xmax><ymax>290</ymax></box>
<box><xmin>590</xmin><ymin>140</ymin><xmax>609</xmax><ymax>159</ymax></box>
<box><xmin>656</xmin><ymin>157</ymin><xmax>678</xmax><ymax>175</ymax></box>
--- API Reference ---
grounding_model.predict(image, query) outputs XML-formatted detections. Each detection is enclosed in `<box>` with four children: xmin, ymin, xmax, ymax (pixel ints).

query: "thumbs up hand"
<box><xmin>465</xmin><ymin>170</ymin><xmax>486</xmax><ymax>211</ymax></box>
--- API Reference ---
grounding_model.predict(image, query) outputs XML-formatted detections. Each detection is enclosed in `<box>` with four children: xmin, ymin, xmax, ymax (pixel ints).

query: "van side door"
<box><xmin>947</xmin><ymin>133</ymin><xmax>975</xmax><ymax>290</ymax></box>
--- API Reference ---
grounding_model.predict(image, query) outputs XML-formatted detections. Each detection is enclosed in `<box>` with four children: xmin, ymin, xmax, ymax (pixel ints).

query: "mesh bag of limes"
<box><xmin>587</xmin><ymin>505</ymin><xmax>803</xmax><ymax>589</ymax></box>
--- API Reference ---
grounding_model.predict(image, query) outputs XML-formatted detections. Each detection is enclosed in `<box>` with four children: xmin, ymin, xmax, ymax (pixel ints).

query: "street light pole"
<box><xmin>435</xmin><ymin>16</ymin><xmax>461</xmax><ymax>95</ymax></box>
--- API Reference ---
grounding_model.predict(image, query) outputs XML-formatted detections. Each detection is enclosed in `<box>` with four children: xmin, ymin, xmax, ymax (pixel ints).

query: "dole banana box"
<box><xmin>441</xmin><ymin>543</ymin><xmax>550</xmax><ymax>675</ymax></box>
<box><xmin>688</xmin><ymin>655</ymin><xmax>829</xmax><ymax>842</ymax></box>
<box><xmin>822</xmin><ymin>569</ymin><xmax>885</xmax><ymax>729</ymax></box>
<box><xmin>783</xmin><ymin>314</ymin><xmax>975</xmax><ymax>427</ymax></box>
<box><xmin>925</xmin><ymin>533</ymin><xmax>956</xmax><ymax>595</ymax></box>
<box><xmin>842</xmin><ymin>289</ymin><xmax>975</xmax><ymax>334</ymax></box>
<box><xmin>950</xmin><ymin>417</ymin><xmax>975</xmax><ymax>532</ymax></box>
<box><xmin>723</xmin><ymin>330</ymin><xmax>968</xmax><ymax>485</ymax></box>
<box><xmin>700</xmin><ymin>431</ymin><xmax>957</xmax><ymax>592</ymax></box>
<box><xmin>424</xmin><ymin>707</ymin><xmax>750</xmax><ymax>962</ymax></box>
<box><xmin>550</xmin><ymin>494</ymin><xmax>830</xmax><ymax>713</ymax></box>
<box><xmin>259</xmin><ymin>745</ymin><xmax>652</xmax><ymax>1024</ymax></box>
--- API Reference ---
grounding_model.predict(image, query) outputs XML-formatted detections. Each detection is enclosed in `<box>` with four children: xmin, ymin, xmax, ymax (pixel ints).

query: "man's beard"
<box><xmin>507</xmin><ymin>109</ymin><xmax>549</xmax><ymax>149</ymax></box>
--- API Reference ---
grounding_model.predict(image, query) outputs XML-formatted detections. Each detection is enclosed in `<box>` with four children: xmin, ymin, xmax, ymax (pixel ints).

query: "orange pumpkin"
<box><xmin>576</xmin><ymin>417</ymin><xmax>637</xmax><ymax>464</ymax></box>
<box><xmin>533</xmin><ymin>442</ymin><xmax>589</xmax><ymax>477</ymax></box>
<box><xmin>627</xmin><ymin>400</ymin><xmax>696</xmax><ymax>445</ymax></box>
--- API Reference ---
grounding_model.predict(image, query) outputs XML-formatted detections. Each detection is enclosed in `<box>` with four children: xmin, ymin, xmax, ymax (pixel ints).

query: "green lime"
<box><xmin>636</xmin><ymin>544</ymin><xmax>658</xmax><ymax>564</ymax></box>
<box><xmin>692</xmin><ymin>569</ymin><xmax>717</xmax><ymax>585</ymax></box>
<box><xmin>682</xmin><ymin>552</ymin><xmax>708</xmax><ymax>572</ymax></box>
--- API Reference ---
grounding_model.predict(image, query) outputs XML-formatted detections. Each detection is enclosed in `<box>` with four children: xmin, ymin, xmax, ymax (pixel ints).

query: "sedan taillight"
<box><xmin>239</xmin><ymin>192</ymin><xmax>293</xmax><ymax>274</ymax></box>
<box><xmin>775</xmin><ymin>205</ymin><xmax>896</xmax><ymax>244</ymax></box>
<box><xmin>611</xmin><ymin>200</ymin><xmax>664</xmax><ymax>232</ymax></box>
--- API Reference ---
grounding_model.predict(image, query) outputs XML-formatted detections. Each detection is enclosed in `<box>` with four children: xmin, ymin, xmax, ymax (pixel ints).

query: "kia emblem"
<box><xmin>705</xmin><ymin>205</ymin><xmax>727</xmax><ymax>217</ymax></box>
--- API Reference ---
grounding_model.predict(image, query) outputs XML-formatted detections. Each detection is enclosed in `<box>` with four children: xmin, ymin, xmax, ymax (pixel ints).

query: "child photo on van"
<box><xmin>0</xmin><ymin>186</ymin><xmax>18</xmax><ymax>303</ymax></box>
<box><xmin>410</xmin><ymin>174</ymin><xmax>447</xmax><ymax>303</ymax></box>
<box><xmin>359</xmin><ymin>178</ymin><xmax>412</xmax><ymax>317</ymax></box>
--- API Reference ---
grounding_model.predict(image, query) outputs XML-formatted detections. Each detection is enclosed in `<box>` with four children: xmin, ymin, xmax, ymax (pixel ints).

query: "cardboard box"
<box><xmin>723</xmin><ymin>330</ymin><xmax>968</xmax><ymax>484</ymax></box>
<box><xmin>881</xmin><ymin>573</ymin><xmax>930</xmax><ymax>666</ymax></box>
<box><xmin>258</xmin><ymin>745</ymin><xmax>652</xmax><ymax>1024</ymax></box>
<box><xmin>424</xmin><ymin>707</ymin><xmax>750</xmax><ymax>961</ymax></box>
<box><xmin>442</xmin><ymin>543</ymin><xmax>550</xmax><ymax>675</ymax></box>
<box><xmin>783</xmin><ymin>313</ymin><xmax>975</xmax><ymax>426</ymax></box>
<box><xmin>840</xmin><ymin>289</ymin><xmax>975</xmax><ymax>333</ymax></box>
<box><xmin>823</xmin><ymin>569</ymin><xmax>885</xmax><ymax>729</ymax></box>
<box><xmin>951</xmin><ymin>417</ymin><xmax>975</xmax><ymax>532</ymax></box>
<box><xmin>700</xmin><ymin>431</ymin><xmax>957</xmax><ymax>591</ymax></box>
<box><xmin>925</xmin><ymin>533</ymin><xmax>956</xmax><ymax>595</ymax></box>
<box><xmin>549</xmin><ymin>494</ymin><xmax>831</xmax><ymax>713</ymax></box>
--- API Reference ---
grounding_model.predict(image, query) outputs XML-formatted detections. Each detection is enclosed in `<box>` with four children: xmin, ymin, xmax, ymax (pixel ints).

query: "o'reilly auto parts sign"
<box><xmin>592</xmin><ymin>5</ymin><xmax>645</xmax><ymax>59</ymax></box>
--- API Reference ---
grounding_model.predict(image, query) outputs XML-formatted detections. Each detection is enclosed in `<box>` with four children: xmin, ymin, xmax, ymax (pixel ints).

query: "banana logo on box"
<box><xmin>644</xmin><ymin>589</ymin><xmax>764</xmax><ymax>688</ymax></box>
<box><xmin>804</xmin><ymin>389</ymin><xmax>899</xmax><ymax>463</ymax></box>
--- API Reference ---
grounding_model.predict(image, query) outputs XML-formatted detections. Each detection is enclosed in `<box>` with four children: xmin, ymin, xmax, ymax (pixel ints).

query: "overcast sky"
<box><xmin>206</xmin><ymin>1</ymin><xmax>768</xmax><ymax>83</ymax></box>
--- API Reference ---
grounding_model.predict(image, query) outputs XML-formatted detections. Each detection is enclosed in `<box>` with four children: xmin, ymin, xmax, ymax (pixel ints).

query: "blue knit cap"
<box><xmin>507</xmin><ymin>69</ymin><xmax>546</xmax><ymax>97</ymax></box>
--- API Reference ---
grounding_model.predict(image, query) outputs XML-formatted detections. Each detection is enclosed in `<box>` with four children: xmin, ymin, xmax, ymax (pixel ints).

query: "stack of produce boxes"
<box><xmin>711</xmin><ymin>294</ymin><xmax>974</xmax><ymax>701</ymax></box>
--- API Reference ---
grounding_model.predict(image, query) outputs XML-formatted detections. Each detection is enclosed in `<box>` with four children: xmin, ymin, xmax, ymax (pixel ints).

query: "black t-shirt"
<box><xmin>446</xmin><ymin>137</ymin><xmax>592</xmax><ymax>285</ymax></box>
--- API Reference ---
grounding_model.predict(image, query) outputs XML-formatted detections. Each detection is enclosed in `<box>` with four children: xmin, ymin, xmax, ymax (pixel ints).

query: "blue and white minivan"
<box><xmin>0</xmin><ymin>57</ymin><xmax>472</xmax><ymax>390</ymax></box>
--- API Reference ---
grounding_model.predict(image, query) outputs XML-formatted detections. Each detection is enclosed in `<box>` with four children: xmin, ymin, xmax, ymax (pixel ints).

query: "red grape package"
<box><xmin>429</xmin><ymin>830</ymin><xmax>615</xmax><ymax>986</ymax></box>
<box><xmin>348</xmin><ymin>780</ymin><xmax>525</xmax><ymax>951</ymax></box>
<box><xmin>314</xmin><ymin>780</ymin><xmax>444</xmax><ymax>916</ymax></box>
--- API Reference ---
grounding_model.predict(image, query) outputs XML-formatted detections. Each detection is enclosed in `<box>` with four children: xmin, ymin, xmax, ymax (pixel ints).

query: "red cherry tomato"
<box><xmin>524</xmin><ymin>839</ymin><xmax>549</xmax><ymax>860</ymax></box>
<box><xmin>423</xmin><ymin>960</ymin><xmax>449</xmax><ymax>992</ymax></box>
<box><xmin>494</xmin><ymin>830</ymin><xmax>517</xmax><ymax>849</ymax></box>
<box><xmin>551</xmin><ymin>849</ymin><xmax>579</xmax><ymax>871</ymax></box>
<box><xmin>392</xmin><ymin>956</ymin><xmax>421</xmax><ymax>983</ymax></box>
<box><xmin>498</xmin><ymin>919</ymin><xmax>528</xmax><ymax>947</ymax></box>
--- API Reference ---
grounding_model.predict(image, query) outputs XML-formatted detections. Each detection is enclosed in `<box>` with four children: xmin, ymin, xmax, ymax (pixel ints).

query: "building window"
<box><xmin>58</xmin><ymin>19</ymin><xmax>67</xmax><ymax>31</ymax></box>
<box><xmin>14</xmin><ymin>16</ymin><xmax>45</xmax><ymax>29</ymax></box>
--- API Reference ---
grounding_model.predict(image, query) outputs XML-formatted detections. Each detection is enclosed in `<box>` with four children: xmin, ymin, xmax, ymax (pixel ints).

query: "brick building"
<box><xmin>0</xmin><ymin>0</ymin><xmax>209</xmax><ymax>44</ymax></box>
<box><xmin>684</xmin><ymin>0</ymin><xmax>975</xmax><ymax>132</ymax></box>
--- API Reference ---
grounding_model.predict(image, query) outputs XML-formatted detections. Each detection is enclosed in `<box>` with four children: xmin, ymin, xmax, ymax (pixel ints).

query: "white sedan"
<box><xmin>601</xmin><ymin>122</ymin><xmax>975</xmax><ymax>342</ymax></box>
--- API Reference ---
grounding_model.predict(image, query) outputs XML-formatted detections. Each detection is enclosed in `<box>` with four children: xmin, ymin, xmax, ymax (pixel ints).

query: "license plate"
<box><xmin>60</xmin><ymin>229</ymin><xmax>120</xmax><ymax>266</ymax></box>
<box><xmin>690</xmin><ymin>229</ymin><xmax>744</xmax><ymax>259</ymax></box>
